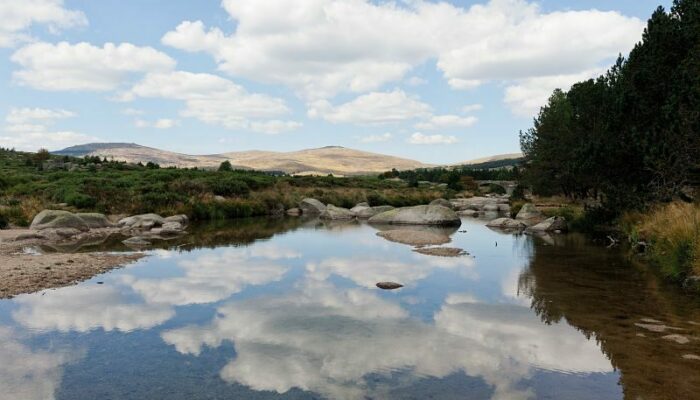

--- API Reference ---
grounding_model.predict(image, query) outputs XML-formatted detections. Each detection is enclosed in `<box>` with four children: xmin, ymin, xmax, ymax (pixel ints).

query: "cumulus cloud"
<box><xmin>121</xmin><ymin>71</ymin><xmax>299</xmax><ymax>132</ymax></box>
<box><xmin>135</xmin><ymin>118</ymin><xmax>180</xmax><ymax>129</ymax></box>
<box><xmin>1</xmin><ymin>107</ymin><xmax>97</xmax><ymax>151</ymax></box>
<box><xmin>162</xmin><ymin>0</ymin><xmax>643</xmax><ymax>105</ymax></box>
<box><xmin>408</xmin><ymin>132</ymin><xmax>459</xmax><ymax>145</ymax></box>
<box><xmin>308</xmin><ymin>90</ymin><xmax>431</xmax><ymax>125</ymax></box>
<box><xmin>11</xmin><ymin>41</ymin><xmax>176</xmax><ymax>91</ymax></box>
<box><xmin>0</xmin><ymin>0</ymin><xmax>87</xmax><ymax>47</ymax></box>
<box><xmin>358</xmin><ymin>132</ymin><xmax>392</xmax><ymax>143</ymax></box>
<box><xmin>414</xmin><ymin>114</ymin><xmax>477</xmax><ymax>130</ymax></box>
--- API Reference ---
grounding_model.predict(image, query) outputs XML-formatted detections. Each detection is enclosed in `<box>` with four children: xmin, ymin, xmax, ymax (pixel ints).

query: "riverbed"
<box><xmin>1</xmin><ymin>217</ymin><xmax>699</xmax><ymax>399</ymax></box>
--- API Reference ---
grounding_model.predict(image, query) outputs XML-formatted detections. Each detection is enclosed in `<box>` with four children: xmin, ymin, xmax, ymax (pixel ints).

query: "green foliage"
<box><xmin>210</xmin><ymin>176</ymin><xmax>250</xmax><ymax>197</ymax></box>
<box><xmin>64</xmin><ymin>192</ymin><xmax>97</xmax><ymax>209</ymax></box>
<box><xmin>218</xmin><ymin>161</ymin><xmax>233</xmax><ymax>172</ymax></box>
<box><xmin>520</xmin><ymin>0</ymin><xmax>700</xmax><ymax>216</ymax></box>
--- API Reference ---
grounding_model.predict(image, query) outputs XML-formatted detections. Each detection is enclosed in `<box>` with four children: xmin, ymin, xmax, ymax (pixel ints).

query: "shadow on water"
<box><xmin>518</xmin><ymin>233</ymin><xmax>700</xmax><ymax>400</ymax></box>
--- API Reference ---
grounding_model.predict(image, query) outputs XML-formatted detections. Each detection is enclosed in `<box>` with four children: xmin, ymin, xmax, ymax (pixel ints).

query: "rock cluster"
<box><xmin>289</xmin><ymin>198</ymin><xmax>396</xmax><ymax>220</ymax></box>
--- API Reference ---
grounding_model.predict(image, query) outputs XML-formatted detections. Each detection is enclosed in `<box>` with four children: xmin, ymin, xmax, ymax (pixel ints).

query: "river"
<box><xmin>1</xmin><ymin>217</ymin><xmax>699</xmax><ymax>399</ymax></box>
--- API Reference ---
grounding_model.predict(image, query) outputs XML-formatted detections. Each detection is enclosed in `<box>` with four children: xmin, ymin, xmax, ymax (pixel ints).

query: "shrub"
<box><xmin>65</xmin><ymin>192</ymin><xmax>97</xmax><ymax>209</ymax></box>
<box><xmin>210</xmin><ymin>177</ymin><xmax>250</xmax><ymax>197</ymax></box>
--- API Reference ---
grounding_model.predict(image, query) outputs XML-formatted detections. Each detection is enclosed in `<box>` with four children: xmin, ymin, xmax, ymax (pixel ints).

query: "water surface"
<box><xmin>2</xmin><ymin>217</ymin><xmax>700</xmax><ymax>399</ymax></box>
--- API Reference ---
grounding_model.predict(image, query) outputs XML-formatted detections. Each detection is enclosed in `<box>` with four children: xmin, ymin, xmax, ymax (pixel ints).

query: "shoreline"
<box><xmin>0</xmin><ymin>228</ymin><xmax>146</xmax><ymax>299</ymax></box>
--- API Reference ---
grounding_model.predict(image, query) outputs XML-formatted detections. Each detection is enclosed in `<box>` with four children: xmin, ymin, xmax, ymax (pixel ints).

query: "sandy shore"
<box><xmin>0</xmin><ymin>229</ymin><xmax>145</xmax><ymax>299</ymax></box>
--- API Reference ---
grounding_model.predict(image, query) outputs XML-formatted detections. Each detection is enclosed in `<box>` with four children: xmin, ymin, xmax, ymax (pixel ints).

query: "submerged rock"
<box><xmin>369</xmin><ymin>205</ymin><xmax>461</xmax><ymax>226</ymax></box>
<box><xmin>377</xmin><ymin>229</ymin><xmax>451</xmax><ymax>246</ymax></box>
<box><xmin>376</xmin><ymin>282</ymin><xmax>403</xmax><ymax>290</ymax></box>
<box><xmin>320</xmin><ymin>204</ymin><xmax>355</xmax><ymax>220</ymax></box>
<box><xmin>413</xmin><ymin>247</ymin><xmax>467</xmax><ymax>257</ymax></box>
<box><xmin>299</xmin><ymin>198</ymin><xmax>326</xmax><ymax>215</ymax></box>
<box><xmin>30</xmin><ymin>210</ymin><xmax>90</xmax><ymax>231</ymax></box>
<box><xmin>486</xmin><ymin>218</ymin><xmax>527</xmax><ymax>230</ymax></box>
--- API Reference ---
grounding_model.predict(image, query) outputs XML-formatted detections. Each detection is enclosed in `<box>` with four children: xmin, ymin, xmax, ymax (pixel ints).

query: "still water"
<box><xmin>1</xmin><ymin>217</ymin><xmax>700</xmax><ymax>400</ymax></box>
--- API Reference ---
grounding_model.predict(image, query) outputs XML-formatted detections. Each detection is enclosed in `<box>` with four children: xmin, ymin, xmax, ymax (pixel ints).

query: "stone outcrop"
<box><xmin>118</xmin><ymin>213</ymin><xmax>166</xmax><ymax>229</ymax></box>
<box><xmin>320</xmin><ymin>204</ymin><xmax>355</xmax><ymax>220</ymax></box>
<box><xmin>299</xmin><ymin>198</ymin><xmax>326</xmax><ymax>215</ymax></box>
<box><xmin>30</xmin><ymin>210</ymin><xmax>90</xmax><ymax>231</ymax></box>
<box><xmin>369</xmin><ymin>205</ymin><xmax>461</xmax><ymax>226</ymax></box>
<box><xmin>486</xmin><ymin>218</ymin><xmax>527</xmax><ymax>230</ymax></box>
<box><xmin>527</xmin><ymin>216</ymin><xmax>567</xmax><ymax>232</ymax></box>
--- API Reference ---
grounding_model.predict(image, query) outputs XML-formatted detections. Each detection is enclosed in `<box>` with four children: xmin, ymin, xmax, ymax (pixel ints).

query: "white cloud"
<box><xmin>162</xmin><ymin>0</ymin><xmax>643</xmax><ymax>102</ymax></box>
<box><xmin>405</xmin><ymin>76</ymin><xmax>427</xmax><ymax>86</ymax></box>
<box><xmin>309</xmin><ymin>90</ymin><xmax>431</xmax><ymax>125</ymax></box>
<box><xmin>2</xmin><ymin>107</ymin><xmax>97</xmax><ymax>151</ymax></box>
<box><xmin>504</xmin><ymin>68</ymin><xmax>605</xmax><ymax>116</ymax></box>
<box><xmin>122</xmin><ymin>71</ymin><xmax>298</xmax><ymax>132</ymax></box>
<box><xmin>415</xmin><ymin>114</ymin><xmax>477</xmax><ymax>130</ymax></box>
<box><xmin>122</xmin><ymin>108</ymin><xmax>144</xmax><ymax>116</ymax></box>
<box><xmin>408</xmin><ymin>132</ymin><xmax>458</xmax><ymax>145</ymax></box>
<box><xmin>358</xmin><ymin>132</ymin><xmax>392</xmax><ymax>143</ymax></box>
<box><xmin>462</xmin><ymin>104</ymin><xmax>483</xmax><ymax>113</ymax></box>
<box><xmin>11</xmin><ymin>41</ymin><xmax>176</xmax><ymax>91</ymax></box>
<box><xmin>0</xmin><ymin>0</ymin><xmax>87</xmax><ymax>47</ymax></box>
<box><xmin>135</xmin><ymin>118</ymin><xmax>180</xmax><ymax>129</ymax></box>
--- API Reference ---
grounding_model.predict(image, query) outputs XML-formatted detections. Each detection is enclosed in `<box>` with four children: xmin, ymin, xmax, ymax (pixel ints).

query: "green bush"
<box><xmin>210</xmin><ymin>177</ymin><xmax>250</xmax><ymax>197</ymax></box>
<box><xmin>65</xmin><ymin>192</ymin><xmax>97</xmax><ymax>209</ymax></box>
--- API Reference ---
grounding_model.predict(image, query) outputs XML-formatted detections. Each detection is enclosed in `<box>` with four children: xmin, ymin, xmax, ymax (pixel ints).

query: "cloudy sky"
<box><xmin>0</xmin><ymin>0</ymin><xmax>669</xmax><ymax>163</ymax></box>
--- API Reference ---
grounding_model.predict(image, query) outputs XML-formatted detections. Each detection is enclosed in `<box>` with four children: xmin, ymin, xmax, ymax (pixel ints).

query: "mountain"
<box><xmin>459</xmin><ymin>153</ymin><xmax>523</xmax><ymax>166</ymax></box>
<box><xmin>54</xmin><ymin>143</ymin><xmax>432</xmax><ymax>175</ymax></box>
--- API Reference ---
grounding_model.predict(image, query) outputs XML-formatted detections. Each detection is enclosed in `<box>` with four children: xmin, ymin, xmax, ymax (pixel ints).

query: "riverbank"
<box><xmin>0</xmin><ymin>229</ymin><xmax>145</xmax><ymax>299</ymax></box>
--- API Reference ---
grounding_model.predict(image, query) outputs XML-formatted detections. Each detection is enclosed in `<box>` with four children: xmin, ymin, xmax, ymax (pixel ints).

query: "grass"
<box><xmin>622</xmin><ymin>202</ymin><xmax>700</xmax><ymax>281</ymax></box>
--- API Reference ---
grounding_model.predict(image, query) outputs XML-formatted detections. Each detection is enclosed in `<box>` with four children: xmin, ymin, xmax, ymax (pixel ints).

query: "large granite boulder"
<box><xmin>30</xmin><ymin>210</ymin><xmax>90</xmax><ymax>231</ymax></box>
<box><xmin>118</xmin><ymin>213</ymin><xmax>166</xmax><ymax>229</ymax></box>
<box><xmin>75</xmin><ymin>213</ymin><xmax>114</xmax><ymax>229</ymax></box>
<box><xmin>515</xmin><ymin>204</ymin><xmax>543</xmax><ymax>222</ymax></box>
<box><xmin>320</xmin><ymin>204</ymin><xmax>355</xmax><ymax>220</ymax></box>
<box><xmin>350</xmin><ymin>203</ymin><xmax>371</xmax><ymax>215</ymax></box>
<box><xmin>527</xmin><ymin>216</ymin><xmax>568</xmax><ymax>232</ymax></box>
<box><xmin>429</xmin><ymin>198</ymin><xmax>453</xmax><ymax>209</ymax></box>
<box><xmin>299</xmin><ymin>198</ymin><xmax>326</xmax><ymax>215</ymax></box>
<box><xmin>486</xmin><ymin>218</ymin><xmax>527</xmax><ymax>230</ymax></box>
<box><xmin>355</xmin><ymin>205</ymin><xmax>394</xmax><ymax>219</ymax></box>
<box><xmin>369</xmin><ymin>205</ymin><xmax>461</xmax><ymax>226</ymax></box>
<box><xmin>164</xmin><ymin>214</ymin><xmax>188</xmax><ymax>225</ymax></box>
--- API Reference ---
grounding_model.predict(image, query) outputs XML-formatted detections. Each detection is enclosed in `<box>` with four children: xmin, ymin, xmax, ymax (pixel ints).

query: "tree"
<box><xmin>218</xmin><ymin>161</ymin><xmax>233</xmax><ymax>172</ymax></box>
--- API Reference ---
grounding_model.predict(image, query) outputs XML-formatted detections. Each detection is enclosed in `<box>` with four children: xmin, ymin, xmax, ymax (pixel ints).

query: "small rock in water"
<box><xmin>640</xmin><ymin>318</ymin><xmax>664</xmax><ymax>324</ymax></box>
<box><xmin>682</xmin><ymin>354</ymin><xmax>700</xmax><ymax>360</ymax></box>
<box><xmin>634</xmin><ymin>323</ymin><xmax>684</xmax><ymax>333</ymax></box>
<box><xmin>662</xmin><ymin>334</ymin><xmax>690</xmax><ymax>344</ymax></box>
<box><xmin>413</xmin><ymin>247</ymin><xmax>467</xmax><ymax>257</ymax></box>
<box><xmin>376</xmin><ymin>282</ymin><xmax>403</xmax><ymax>290</ymax></box>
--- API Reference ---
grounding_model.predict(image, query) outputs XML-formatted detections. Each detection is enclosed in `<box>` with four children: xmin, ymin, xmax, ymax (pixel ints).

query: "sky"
<box><xmin>0</xmin><ymin>0</ymin><xmax>672</xmax><ymax>164</ymax></box>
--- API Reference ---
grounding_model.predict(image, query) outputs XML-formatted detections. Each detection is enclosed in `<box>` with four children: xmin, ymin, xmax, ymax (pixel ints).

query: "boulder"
<box><xmin>53</xmin><ymin>228</ymin><xmax>81</xmax><ymax>238</ymax></box>
<box><xmin>355</xmin><ymin>202</ymin><xmax>370</xmax><ymax>208</ymax></box>
<box><xmin>527</xmin><ymin>216</ymin><xmax>568</xmax><ymax>232</ymax></box>
<box><xmin>377</xmin><ymin>229</ymin><xmax>451</xmax><ymax>246</ymax></box>
<box><xmin>164</xmin><ymin>214</ymin><xmax>188</xmax><ymax>225</ymax></box>
<box><xmin>376</xmin><ymin>282</ymin><xmax>403</xmax><ymax>290</ymax></box>
<box><xmin>356</xmin><ymin>205</ymin><xmax>394</xmax><ymax>219</ymax></box>
<box><xmin>457</xmin><ymin>210</ymin><xmax>479</xmax><ymax>217</ymax></box>
<box><xmin>320</xmin><ymin>204</ymin><xmax>355</xmax><ymax>220</ymax></box>
<box><xmin>429</xmin><ymin>198</ymin><xmax>453</xmax><ymax>209</ymax></box>
<box><xmin>160</xmin><ymin>221</ymin><xmax>185</xmax><ymax>235</ymax></box>
<box><xmin>368</xmin><ymin>205</ymin><xmax>461</xmax><ymax>226</ymax></box>
<box><xmin>30</xmin><ymin>210</ymin><xmax>90</xmax><ymax>231</ymax></box>
<box><xmin>486</xmin><ymin>218</ymin><xmax>527</xmax><ymax>230</ymax></box>
<box><xmin>75</xmin><ymin>213</ymin><xmax>114</xmax><ymax>229</ymax></box>
<box><xmin>299</xmin><ymin>198</ymin><xmax>326</xmax><ymax>215</ymax></box>
<box><xmin>483</xmin><ymin>204</ymin><xmax>500</xmax><ymax>212</ymax></box>
<box><xmin>350</xmin><ymin>204</ymin><xmax>371</xmax><ymax>215</ymax></box>
<box><xmin>118</xmin><ymin>213</ymin><xmax>165</xmax><ymax>229</ymax></box>
<box><xmin>286</xmin><ymin>208</ymin><xmax>302</xmax><ymax>216</ymax></box>
<box><xmin>515</xmin><ymin>204</ymin><xmax>543</xmax><ymax>222</ymax></box>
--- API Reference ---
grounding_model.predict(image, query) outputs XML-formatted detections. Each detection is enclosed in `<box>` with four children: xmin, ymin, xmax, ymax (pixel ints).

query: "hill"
<box><xmin>54</xmin><ymin>143</ymin><xmax>432</xmax><ymax>175</ymax></box>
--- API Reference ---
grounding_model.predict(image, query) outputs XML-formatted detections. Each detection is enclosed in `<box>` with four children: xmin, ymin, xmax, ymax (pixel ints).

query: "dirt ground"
<box><xmin>0</xmin><ymin>229</ymin><xmax>145</xmax><ymax>299</ymax></box>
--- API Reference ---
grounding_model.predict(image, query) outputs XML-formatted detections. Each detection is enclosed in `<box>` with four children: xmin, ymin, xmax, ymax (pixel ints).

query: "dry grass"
<box><xmin>624</xmin><ymin>202</ymin><xmax>700</xmax><ymax>279</ymax></box>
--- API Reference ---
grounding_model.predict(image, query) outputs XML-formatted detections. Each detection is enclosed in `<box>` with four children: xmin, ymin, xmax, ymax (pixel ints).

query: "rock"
<box><xmin>376</xmin><ymin>282</ymin><xmax>403</xmax><ymax>290</ymax></box>
<box><xmin>30</xmin><ymin>210</ymin><xmax>90</xmax><ymax>231</ymax></box>
<box><xmin>634</xmin><ymin>323</ymin><xmax>684</xmax><ymax>333</ymax></box>
<box><xmin>377</xmin><ymin>229</ymin><xmax>451</xmax><ymax>246</ymax></box>
<box><xmin>515</xmin><ymin>204</ymin><xmax>543</xmax><ymax>222</ymax></box>
<box><xmin>164</xmin><ymin>214</ymin><xmax>188</xmax><ymax>225</ymax></box>
<box><xmin>450</xmin><ymin>197</ymin><xmax>499</xmax><ymax>211</ymax></box>
<box><xmin>486</xmin><ymin>218</ymin><xmax>527</xmax><ymax>230</ymax></box>
<box><xmin>118</xmin><ymin>213</ymin><xmax>165</xmax><ymax>229</ymax></box>
<box><xmin>299</xmin><ymin>198</ymin><xmax>326</xmax><ymax>215</ymax></box>
<box><xmin>350</xmin><ymin>204</ymin><xmax>370</xmax><ymax>215</ymax></box>
<box><xmin>14</xmin><ymin>232</ymin><xmax>48</xmax><ymax>241</ymax></box>
<box><xmin>75</xmin><ymin>213</ymin><xmax>114</xmax><ymax>229</ymax></box>
<box><xmin>662</xmin><ymin>334</ymin><xmax>690</xmax><ymax>344</ymax></box>
<box><xmin>527</xmin><ymin>216</ymin><xmax>568</xmax><ymax>233</ymax></box>
<box><xmin>214</xmin><ymin>195</ymin><xmax>226</xmax><ymax>202</ymax></box>
<box><xmin>320</xmin><ymin>204</ymin><xmax>355</xmax><ymax>220</ymax></box>
<box><xmin>483</xmin><ymin>204</ymin><xmax>499</xmax><ymax>212</ymax></box>
<box><xmin>286</xmin><ymin>208</ymin><xmax>302</xmax><ymax>216</ymax></box>
<box><xmin>160</xmin><ymin>221</ymin><xmax>185</xmax><ymax>235</ymax></box>
<box><xmin>368</xmin><ymin>205</ymin><xmax>461</xmax><ymax>226</ymax></box>
<box><xmin>429</xmin><ymin>198</ymin><xmax>453</xmax><ymax>209</ymax></box>
<box><xmin>457</xmin><ymin>210</ymin><xmax>479</xmax><ymax>217</ymax></box>
<box><xmin>413</xmin><ymin>247</ymin><xmax>467</xmax><ymax>257</ymax></box>
<box><xmin>355</xmin><ymin>205</ymin><xmax>394</xmax><ymax>219</ymax></box>
<box><xmin>355</xmin><ymin>202</ymin><xmax>370</xmax><ymax>208</ymax></box>
<box><xmin>54</xmin><ymin>228</ymin><xmax>81</xmax><ymax>238</ymax></box>
<box><xmin>682</xmin><ymin>354</ymin><xmax>700</xmax><ymax>360</ymax></box>
<box><xmin>122</xmin><ymin>237</ymin><xmax>151</xmax><ymax>246</ymax></box>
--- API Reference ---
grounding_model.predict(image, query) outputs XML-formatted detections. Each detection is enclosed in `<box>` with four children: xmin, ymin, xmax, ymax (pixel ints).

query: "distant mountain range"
<box><xmin>54</xmin><ymin>143</ymin><xmax>522</xmax><ymax>175</ymax></box>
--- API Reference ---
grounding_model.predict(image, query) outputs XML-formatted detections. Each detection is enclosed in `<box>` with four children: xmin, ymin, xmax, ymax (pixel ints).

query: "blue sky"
<box><xmin>0</xmin><ymin>0</ymin><xmax>670</xmax><ymax>163</ymax></box>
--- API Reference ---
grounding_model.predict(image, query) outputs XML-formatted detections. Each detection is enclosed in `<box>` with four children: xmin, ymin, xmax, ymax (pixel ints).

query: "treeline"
<box><xmin>380</xmin><ymin>166</ymin><xmax>519</xmax><ymax>191</ymax></box>
<box><xmin>520</xmin><ymin>0</ymin><xmax>699</xmax><ymax>214</ymax></box>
